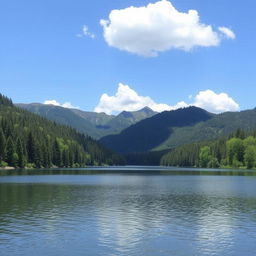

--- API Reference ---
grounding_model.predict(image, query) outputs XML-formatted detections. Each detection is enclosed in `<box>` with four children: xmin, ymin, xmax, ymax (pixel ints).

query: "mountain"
<box><xmin>154</xmin><ymin>108</ymin><xmax>256</xmax><ymax>151</ymax></box>
<box><xmin>0</xmin><ymin>94</ymin><xmax>124</xmax><ymax>168</ymax></box>
<box><xmin>100</xmin><ymin>106</ymin><xmax>256</xmax><ymax>154</ymax></box>
<box><xmin>16</xmin><ymin>103</ymin><xmax>157</xmax><ymax>139</ymax></box>
<box><xmin>100</xmin><ymin>107</ymin><xmax>213</xmax><ymax>153</ymax></box>
<box><xmin>105</xmin><ymin>107</ymin><xmax>157</xmax><ymax>133</ymax></box>
<box><xmin>16</xmin><ymin>103</ymin><xmax>113</xmax><ymax>139</ymax></box>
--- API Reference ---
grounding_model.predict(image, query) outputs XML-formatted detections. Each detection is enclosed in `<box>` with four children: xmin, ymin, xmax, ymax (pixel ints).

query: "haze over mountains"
<box><xmin>17</xmin><ymin>103</ymin><xmax>157</xmax><ymax>139</ymax></box>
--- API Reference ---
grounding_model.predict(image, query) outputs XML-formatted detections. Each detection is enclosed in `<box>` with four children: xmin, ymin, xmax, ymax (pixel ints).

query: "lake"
<box><xmin>1</xmin><ymin>167</ymin><xmax>256</xmax><ymax>256</ymax></box>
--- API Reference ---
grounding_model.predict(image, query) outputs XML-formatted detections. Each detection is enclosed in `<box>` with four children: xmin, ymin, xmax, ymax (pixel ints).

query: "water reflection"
<box><xmin>0</xmin><ymin>173</ymin><xmax>256</xmax><ymax>256</ymax></box>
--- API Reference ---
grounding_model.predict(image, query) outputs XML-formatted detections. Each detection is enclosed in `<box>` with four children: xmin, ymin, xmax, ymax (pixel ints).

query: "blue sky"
<box><xmin>0</xmin><ymin>0</ymin><xmax>255</xmax><ymax>114</ymax></box>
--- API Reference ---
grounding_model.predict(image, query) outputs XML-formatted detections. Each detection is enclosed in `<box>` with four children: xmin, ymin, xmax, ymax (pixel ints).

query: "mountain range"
<box><xmin>16</xmin><ymin>103</ymin><xmax>256</xmax><ymax>157</ymax></box>
<box><xmin>100</xmin><ymin>107</ymin><xmax>256</xmax><ymax>153</ymax></box>
<box><xmin>17</xmin><ymin>103</ymin><xmax>157</xmax><ymax>139</ymax></box>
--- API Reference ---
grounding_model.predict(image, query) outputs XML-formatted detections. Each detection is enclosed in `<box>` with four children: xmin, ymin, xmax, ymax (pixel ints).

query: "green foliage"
<box><xmin>243</xmin><ymin>136</ymin><xmax>256</xmax><ymax>147</ymax></box>
<box><xmin>0</xmin><ymin>94</ymin><xmax>13</xmax><ymax>106</ymax></box>
<box><xmin>161</xmin><ymin>129</ymin><xmax>256</xmax><ymax>169</ymax></box>
<box><xmin>227</xmin><ymin>138</ymin><xmax>244</xmax><ymax>165</ymax></box>
<box><xmin>199</xmin><ymin>146</ymin><xmax>211</xmax><ymax>168</ymax></box>
<box><xmin>0</xmin><ymin>161</ymin><xmax>8</xmax><ymax>167</ymax></box>
<box><xmin>244</xmin><ymin>145</ymin><xmax>256</xmax><ymax>169</ymax></box>
<box><xmin>6</xmin><ymin>137</ymin><xmax>17</xmax><ymax>167</ymax></box>
<box><xmin>0</xmin><ymin>93</ymin><xmax>125</xmax><ymax>168</ymax></box>
<box><xmin>207</xmin><ymin>157</ymin><xmax>220</xmax><ymax>168</ymax></box>
<box><xmin>161</xmin><ymin>142</ymin><xmax>202</xmax><ymax>167</ymax></box>
<box><xmin>0</xmin><ymin>128</ymin><xmax>6</xmax><ymax>161</ymax></box>
<box><xmin>17</xmin><ymin>104</ymin><xmax>156</xmax><ymax>139</ymax></box>
<box><xmin>16</xmin><ymin>138</ymin><xmax>26</xmax><ymax>168</ymax></box>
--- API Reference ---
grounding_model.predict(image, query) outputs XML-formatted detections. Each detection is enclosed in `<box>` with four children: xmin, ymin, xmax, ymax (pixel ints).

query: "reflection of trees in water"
<box><xmin>1</xmin><ymin>175</ymin><xmax>256</xmax><ymax>255</ymax></box>
<box><xmin>1</xmin><ymin>177</ymin><xmax>256</xmax><ymax>221</ymax></box>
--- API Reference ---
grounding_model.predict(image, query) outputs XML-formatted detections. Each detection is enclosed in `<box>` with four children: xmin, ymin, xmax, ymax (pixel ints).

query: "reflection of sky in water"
<box><xmin>196</xmin><ymin>205</ymin><xmax>234</xmax><ymax>255</ymax></box>
<box><xmin>194</xmin><ymin>176</ymin><xmax>235</xmax><ymax>255</ymax></box>
<box><xmin>1</xmin><ymin>174</ymin><xmax>256</xmax><ymax>256</ymax></box>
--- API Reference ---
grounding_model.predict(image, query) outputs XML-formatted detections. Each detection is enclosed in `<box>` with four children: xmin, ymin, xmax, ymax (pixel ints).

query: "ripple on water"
<box><xmin>0</xmin><ymin>174</ymin><xmax>256</xmax><ymax>256</ymax></box>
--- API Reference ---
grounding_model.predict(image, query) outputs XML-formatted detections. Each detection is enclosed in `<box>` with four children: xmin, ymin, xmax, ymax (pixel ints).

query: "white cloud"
<box><xmin>100</xmin><ymin>0</ymin><xmax>235</xmax><ymax>56</ymax></box>
<box><xmin>43</xmin><ymin>100</ymin><xmax>80</xmax><ymax>109</ymax></box>
<box><xmin>94</xmin><ymin>83</ymin><xmax>239</xmax><ymax>114</ymax></box>
<box><xmin>193</xmin><ymin>89</ymin><xmax>239</xmax><ymax>113</ymax></box>
<box><xmin>94</xmin><ymin>83</ymin><xmax>181</xmax><ymax>114</ymax></box>
<box><xmin>76</xmin><ymin>25</ymin><xmax>95</xmax><ymax>39</ymax></box>
<box><xmin>218</xmin><ymin>26</ymin><xmax>236</xmax><ymax>39</ymax></box>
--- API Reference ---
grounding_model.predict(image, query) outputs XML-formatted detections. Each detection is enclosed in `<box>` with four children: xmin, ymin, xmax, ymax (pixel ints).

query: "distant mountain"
<box><xmin>100</xmin><ymin>107</ymin><xmax>256</xmax><ymax>154</ymax></box>
<box><xmin>154</xmin><ymin>108</ymin><xmax>256</xmax><ymax>151</ymax></box>
<box><xmin>100</xmin><ymin>107</ymin><xmax>213</xmax><ymax>153</ymax></box>
<box><xmin>16</xmin><ymin>104</ymin><xmax>157</xmax><ymax>139</ymax></box>
<box><xmin>105</xmin><ymin>107</ymin><xmax>157</xmax><ymax>133</ymax></box>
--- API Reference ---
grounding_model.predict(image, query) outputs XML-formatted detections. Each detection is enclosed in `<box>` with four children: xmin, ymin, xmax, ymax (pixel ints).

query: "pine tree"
<box><xmin>5</xmin><ymin>137</ymin><xmax>17</xmax><ymax>166</ymax></box>
<box><xmin>42</xmin><ymin>143</ymin><xmax>51</xmax><ymax>168</ymax></box>
<box><xmin>53</xmin><ymin>139</ymin><xmax>62</xmax><ymax>167</ymax></box>
<box><xmin>62</xmin><ymin>149</ymin><xmax>70</xmax><ymax>167</ymax></box>
<box><xmin>34</xmin><ymin>143</ymin><xmax>42</xmax><ymax>168</ymax></box>
<box><xmin>16</xmin><ymin>138</ymin><xmax>25</xmax><ymax>168</ymax></box>
<box><xmin>0</xmin><ymin>128</ymin><xmax>6</xmax><ymax>161</ymax></box>
<box><xmin>0</xmin><ymin>93</ymin><xmax>124</xmax><ymax>168</ymax></box>
<box><xmin>27</xmin><ymin>132</ymin><xmax>36</xmax><ymax>163</ymax></box>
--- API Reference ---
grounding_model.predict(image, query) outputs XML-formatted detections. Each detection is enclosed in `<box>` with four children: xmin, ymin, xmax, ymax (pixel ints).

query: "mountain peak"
<box><xmin>139</xmin><ymin>106</ymin><xmax>155</xmax><ymax>113</ymax></box>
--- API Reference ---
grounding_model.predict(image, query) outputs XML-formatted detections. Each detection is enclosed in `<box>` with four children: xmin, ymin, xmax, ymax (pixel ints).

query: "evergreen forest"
<box><xmin>161</xmin><ymin>129</ymin><xmax>256</xmax><ymax>169</ymax></box>
<box><xmin>0</xmin><ymin>94</ymin><xmax>125</xmax><ymax>168</ymax></box>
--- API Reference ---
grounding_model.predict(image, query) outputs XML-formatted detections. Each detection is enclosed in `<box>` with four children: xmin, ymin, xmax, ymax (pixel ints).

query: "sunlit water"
<box><xmin>1</xmin><ymin>167</ymin><xmax>256</xmax><ymax>256</ymax></box>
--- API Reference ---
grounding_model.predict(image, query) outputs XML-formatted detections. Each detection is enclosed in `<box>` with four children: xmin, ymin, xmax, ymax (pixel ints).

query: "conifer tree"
<box><xmin>53</xmin><ymin>139</ymin><xmax>62</xmax><ymax>167</ymax></box>
<box><xmin>0</xmin><ymin>93</ymin><xmax>124</xmax><ymax>168</ymax></box>
<box><xmin>0</xmin><ymin>128</ymin><xmax>6</xmax><ymax>161</ymax></box>
<box><xmin>27</xmin><ymin>132</ymin><xmax>36</xmax><ymax>163</ymax></box>
<box><xmin>16</xmin><ymin>138</ymin><xmax>25</xmax><ymax>168</ymax></box>
<box><xmin>6</xmin><ymin>137</ymin><xmax>17</xmax><ymax>166</ymax></box>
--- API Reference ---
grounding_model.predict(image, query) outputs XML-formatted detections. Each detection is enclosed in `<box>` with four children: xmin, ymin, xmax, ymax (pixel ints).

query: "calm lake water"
<box><xmin>1</xmin><ymin>167</ymin><xmax>256</xmax><ymax>256</ymax></box>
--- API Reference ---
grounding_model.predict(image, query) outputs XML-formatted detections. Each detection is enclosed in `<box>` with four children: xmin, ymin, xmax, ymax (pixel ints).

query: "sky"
<box><xmin>0</xmin><ymin>0</ymin><xmax>256</xmax><ymax>115</ymax></box>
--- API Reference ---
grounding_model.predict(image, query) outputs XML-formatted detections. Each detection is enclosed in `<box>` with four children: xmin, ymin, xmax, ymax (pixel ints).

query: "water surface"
<box><xmin>1</xmin><ymin>167</ymin><xmax>256</xmax><ymax>256</ymax></box>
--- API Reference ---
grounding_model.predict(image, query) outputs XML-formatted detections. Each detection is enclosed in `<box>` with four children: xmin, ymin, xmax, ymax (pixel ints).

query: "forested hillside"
<box><xmin>17</xmin><ymin>104</ymin><xmax>157</xmax><ymax>139</ymax></box>
<box><xmin>16</xmin><ymin>103</ymin><xmax>113</xmax><ymax>139</ymax></box>
<box><xmin>0</xmin><ymin>94</ymin><xmax>124</xmax><ymax>168</ymax></box>
<box><xmin>161</xmin><ymin>129</ymin><xmax>256</xmax><ymax>169</ymax></box>
<box><xmin>100</xmin><ymin>106</ymin><xmax>256</xmax><ymax>154</ymax></box>
<box><xmin>100</xmin><ymin>107</ymin><xmax>213</xmax><ymax>153</ymax></box>
<box><xmin>155</xmin><ymin>108</ymin><xmax>256</xmax><ymax>151</ymax></box>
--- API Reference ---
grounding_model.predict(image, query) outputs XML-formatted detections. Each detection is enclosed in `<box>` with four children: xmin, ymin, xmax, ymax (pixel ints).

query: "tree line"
<box><xmin>0</xmin><ymin>94</ymin><xmax>125</xmax><ymax>168</ymax></box>
<box><xmin>161</xmin><ymin>129</ymin><xmax>256</xmax><ymax>169</ymax></box>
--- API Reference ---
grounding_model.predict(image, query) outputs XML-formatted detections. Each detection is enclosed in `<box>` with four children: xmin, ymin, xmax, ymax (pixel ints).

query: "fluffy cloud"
<box><xmin>43</xmin><ymin>100</ymin><xmax>79</xmax><ymax>109</ymax></box>
<box><xmin>193</xmin><ymin>89</ymin><xmax>239</xmax><ymax>113</ymax></box>
<box><xmin>100</xmin><ymin>0</ymin><xmax>235</xmax><ymax>56</ymax></box>
<box><xmin>218</xmin><ymin>27</ymin><xmax>236</xmax><ymax>39</ymax></box>
<box><xmin>94</xmin><ymin>83</ymin><xmax>184</xmax><ymax>114</ymax></box>
<box><xmin>94</xmin><ymin>83</ymin><xmax>239</xmax><ymax>114</ymax></box>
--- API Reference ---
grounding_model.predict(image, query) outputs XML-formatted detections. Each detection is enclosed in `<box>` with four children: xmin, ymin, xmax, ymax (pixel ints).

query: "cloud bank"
<box><xmin>43</xmin><ymin>100</ymin><xmax>80</xmax><ymax>109</ymax></box>
<box><xmin>94</xmin><ymin>83</ymin><xmax>239</xmax><ymax>114</ymax></box>
<box><xmin>100</xmin><ymin>0</ymin><xmax>235</xmax><ymax>56</ymax></box>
